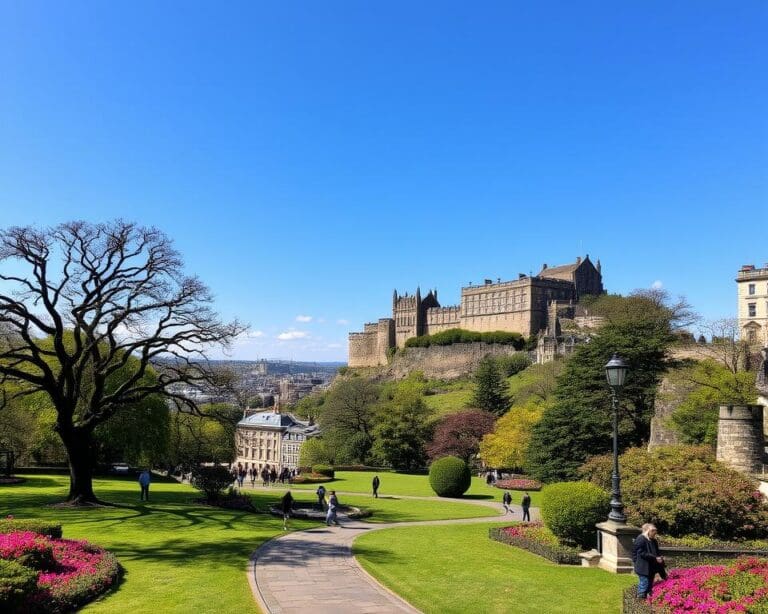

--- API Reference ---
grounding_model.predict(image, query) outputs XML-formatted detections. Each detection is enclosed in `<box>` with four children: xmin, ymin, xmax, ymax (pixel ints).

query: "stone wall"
<box><xmin>716</xmin><ymin>405</ymin><xmax>765</xmax><ymax>474</ymax></box>
<box><xmin>381</xmin><ymin>343</ymin><xmax>523</xmax><ymax>380</ymax></box>
<box><xmin>348</xmin><ymin>332</ymin><xmax>379</xmax><ymax>368</ymax></box>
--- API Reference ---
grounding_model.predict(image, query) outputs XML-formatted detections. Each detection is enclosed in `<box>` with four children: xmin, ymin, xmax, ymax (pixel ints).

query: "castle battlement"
<box><xmin>348</xmin><ymin>256</ymin><xmax>604</xmax><ymax>367</ymax></box>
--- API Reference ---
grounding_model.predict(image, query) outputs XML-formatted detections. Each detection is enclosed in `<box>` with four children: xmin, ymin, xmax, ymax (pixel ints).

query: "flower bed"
<box><xmin>646</xmin><ymin>557</ymin><xmax>768</xmax><ymax>613</ymax></box>
<box><xmin>494</xmin><ymin>478</ymin><xmax>542</xmax><ymax>491</ymax></box>
<box><xmin>290</xmin><ymin>473</ymin><xmax>333</xmax><ymax>484</ymax></box>
<box><xmin>0</xmin><ymin>530</ymin><xmax>121</xmax><ymax>612</ymax></box>
<box><xmin>489</xmin><ymin>523</ymin><xmax>581</xmax><ymax>565</ymax></box>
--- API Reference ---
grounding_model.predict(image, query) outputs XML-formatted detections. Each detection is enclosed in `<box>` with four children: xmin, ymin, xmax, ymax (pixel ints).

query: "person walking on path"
<box><xmin>139</xmin><ymin>469</ymin><xmax>151</xmax><ymax>502</ymax></box>
<box><xmin>632</xmin><ymin>523</ymin><xmax>666</xmax><ymax>599</ymax></box>
<box><xmin>316</xmin><ymin>484</ymin><xmax>327</xmax><ymax>510</ymax></box>
<box><xmin>372</xmin><ymin>475</ymin><xmax>380</xmax><ymax>498</ymax></box>
<box><xmin>502</xmin><ymin>491</ymin><xmax>512</xmax><ymax>514</ymax></box>
<box><xmin>521</xmin><ymin>492</ymin><xmax>531</xmax><ymax>521</ymax></box>
<box><xmin>280</xmin><ymin>490</ymin><xmax>294</xmax><ymax>531</ymax></box>
<box><xmin>326</xmin><ymin>490</ymin><xmax>340</xmax><ymax>526</ymax></box>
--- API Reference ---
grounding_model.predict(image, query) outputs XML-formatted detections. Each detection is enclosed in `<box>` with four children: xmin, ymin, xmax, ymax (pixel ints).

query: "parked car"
<box><xmin>110</xmin><ymin>463</ymin><xmax>131</xmax><ymax>475</ymax></box>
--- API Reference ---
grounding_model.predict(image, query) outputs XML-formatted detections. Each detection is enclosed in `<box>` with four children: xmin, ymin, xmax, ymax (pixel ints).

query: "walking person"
<box><xmin>238</xmin><ymin>467</ymin><xmax>246</xmax><ymax>488</ymax></box>
<box><xmin>281</xmin><ymin>490</ymin><xmax>294</xmax><ymax>530</ymax></box>
<box><xmin>372</xmin><ymin>475</ymin><xmax>380</xmax><ymax>498</ymax></box>
<box><xmin>316</xmin><ymin>484</ymin><xmax>326</xmax><ymax>510</ymax></box>
<box><xmin>139</xmin><ymin>469</ymin><xmax>151</xmax><ymax>502</ymax></box>
<box><xmin>632</xmin><ymin>523</ymin><xmax>667</xmax><ymax>599</ymax></box>
<box><xmin>502</xmin><ymin>491</ymin><xmax>512</xmax><ymax>514</ymax></box>
<box><xmin>249</xmin><ymin>467</ymin><xmax>256</xmax><ymax>487</ymax></box>
<box><xmin>326</xmin><ymin>490</ymin><xmax>340</xmax><ymax>526</ymax></box>
<box><xmin>521</xmin><ymin>492</ymin><xmax>531</xmax><ymax>522</ymax></box>
<box><xmin>261</xmin><ymin>466</ymin><xmax>270</xmax><ymax>487</ymax></box>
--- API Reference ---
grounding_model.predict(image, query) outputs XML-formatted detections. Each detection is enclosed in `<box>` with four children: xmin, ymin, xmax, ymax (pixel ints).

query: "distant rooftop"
<box><xmin>237</xmin><ymin>410</ymin><xmax>304</xmax><ymax>429</ymax></box>
<box><xmin>737</xmin><ymin>264</ymin><xmax>768</xmax><ymax>280</ymax></box>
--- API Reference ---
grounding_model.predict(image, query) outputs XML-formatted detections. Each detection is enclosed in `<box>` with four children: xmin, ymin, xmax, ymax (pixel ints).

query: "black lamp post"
<box><xmin>605</xmin><ymin>354</ymin><xmax>629</xmax><ymax>523</ymax></box>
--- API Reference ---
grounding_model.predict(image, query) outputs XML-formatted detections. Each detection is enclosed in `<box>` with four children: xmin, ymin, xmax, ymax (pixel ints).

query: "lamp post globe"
<box><xmin>604</xmin><ymin>354</ymin><xmax>629</xmax><ymax>523</ymax></box>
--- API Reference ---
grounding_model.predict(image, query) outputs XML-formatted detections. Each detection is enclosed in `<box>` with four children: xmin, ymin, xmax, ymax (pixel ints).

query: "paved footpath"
<box><xmin>248</xmin><ymin>495</ymin><xmax>539</xmax><ymax>614</ymax></box>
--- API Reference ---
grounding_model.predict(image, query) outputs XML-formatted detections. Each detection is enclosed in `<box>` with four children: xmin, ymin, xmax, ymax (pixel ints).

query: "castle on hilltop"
<box><xmin>348</xmin><ymin>255</ymin><xmax>604</xmax><ymax>367</ymax></box>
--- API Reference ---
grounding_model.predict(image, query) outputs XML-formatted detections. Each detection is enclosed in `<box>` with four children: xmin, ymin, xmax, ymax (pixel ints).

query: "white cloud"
<box><xmin>295</xmin><ymin>315</ymin><xmax>313</xmax><ymax>322</ymax></box>
<box><xmin>651</xmin><ymin>280</ymin><xmax>663</xmax><ymax>289</ymax></box>
<box><xmin>327</xmin><ymin>343</ymin><xmax>342</xmax><ymax>349</ymax></box>
<box><xmin>277</xmin><ymin>330</ymin><xmax>309</xmax><ymax>340</ymax></box>
<box><xmin>336</xmin><ymin>319</ymin><xmax>349</xmax><ymax>325</ymax></box>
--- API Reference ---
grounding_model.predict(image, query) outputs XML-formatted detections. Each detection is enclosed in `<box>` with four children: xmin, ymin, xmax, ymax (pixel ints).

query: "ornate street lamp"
<box><xmin>605</xmin><ymin>354</ymin><xmax>629</xmax><ymax>523</ymax></box>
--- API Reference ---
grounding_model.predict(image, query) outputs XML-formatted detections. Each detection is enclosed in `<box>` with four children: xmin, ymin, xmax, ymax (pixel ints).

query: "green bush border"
<box><xmin>0</xmin><ymin>519</ymin><xmax>62</xmax><ymax>538</ymax></box>
<box><xmin>488</xmin><ymin>527</ymin><xmax>581</xmax><ymax>565</ymax></box>
<box><xmin>404</xmin><ymin>328</ymin><xmax>526</xmax><ymax>349</ymax></box>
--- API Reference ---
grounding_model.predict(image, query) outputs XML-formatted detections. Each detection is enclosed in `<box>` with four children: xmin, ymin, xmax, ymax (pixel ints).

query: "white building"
<box><xmin>737</xmin><ymin>264</ymin><xmax>768</xmax><ymax>347</ymax></box>
<box><xmin>234</xmin><ymin>408</ymin><xmax>319</xmax><ymax>471</ymax></box>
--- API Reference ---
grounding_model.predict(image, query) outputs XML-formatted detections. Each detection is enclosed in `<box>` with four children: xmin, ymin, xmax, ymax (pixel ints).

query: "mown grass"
<box><xmin>1</xmin><ymin>474</ymin><xmax>512</xmax><ymax>613</ymax></box>
<box><xmin>284</xmin><ymin>470</ymin><xmax>542</xmax><ymax>506</ymax></box>
<box><xmin>354</xmin><ymin>522</ymin><xmax>636</xmax><ymax>613</ymax></box>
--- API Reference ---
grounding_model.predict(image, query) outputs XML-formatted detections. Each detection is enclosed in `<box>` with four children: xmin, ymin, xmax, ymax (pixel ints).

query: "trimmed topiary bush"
<box><xmin>0</xmin><ymin>518</ymin><xmax>62</xmax><ymax>538</ymax></box>
<box><xmin>540</xmin><ymin>481</ymin><xmax>609</xmax><ymax>549</ymax></box>
<box><xmin>312</xmin><ymin>464</ymin><xmax>335</xmax><ymax>478</ymax></box>
<box><xmin>191</xmin><ymin>465</ymin><xmax>234</xmax><ymax>501</ymax></box>
<box><xmin>0</xmin><ymin>558</ymin><xmax>37</xmax><ymax>611</ymax></box>
<box><xmin>428</xmin><ymin>456</ymin><xmax>471</xmax><ymax>497</ymax></box>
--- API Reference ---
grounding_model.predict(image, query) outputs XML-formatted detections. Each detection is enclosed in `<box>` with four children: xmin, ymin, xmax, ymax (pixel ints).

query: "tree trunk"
<box><xmin>59</xmin><ymin>426</ymin><xmax>100</xmax><ymax>504</ymax></box>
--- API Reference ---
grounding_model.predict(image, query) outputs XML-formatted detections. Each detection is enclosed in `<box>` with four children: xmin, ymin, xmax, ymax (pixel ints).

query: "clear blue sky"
<box><xmin>1</xmin><ymin>2</ymin><xmax>766</xmax><ymax>361</ymax></box>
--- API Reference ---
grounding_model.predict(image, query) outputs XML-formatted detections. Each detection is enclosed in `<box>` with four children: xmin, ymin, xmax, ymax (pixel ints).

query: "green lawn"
<box><xmin>286</xmin><ymin>470</ymin><xmax>542</xmax><ymax>506</ymax></box>
<box><xmin>1</xmin><ymin>475</ymin><xmax>512</xmax><ymax>613</ymax></box>
<box><xmin>354</xmin><ymin>523</ymin><xmax>636</xmax><ymax>614</ymax></box>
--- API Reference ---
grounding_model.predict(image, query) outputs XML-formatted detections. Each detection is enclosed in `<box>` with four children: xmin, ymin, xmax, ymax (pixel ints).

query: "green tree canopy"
<box><xmin>471</xmin><ymin>356</ymin><xmax>510</xmax><ymax>416</ymax></box>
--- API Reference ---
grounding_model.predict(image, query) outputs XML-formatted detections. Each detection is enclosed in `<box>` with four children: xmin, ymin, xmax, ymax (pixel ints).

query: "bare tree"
<box><xmin>0</xmin><ymin>221</ymin><xmax>245</xmax><ymax>504</ymax></box>
<box><xmin>696</xmin><ymin>318</ymin><xmax>751</xmax><ymax>374</ymax></box>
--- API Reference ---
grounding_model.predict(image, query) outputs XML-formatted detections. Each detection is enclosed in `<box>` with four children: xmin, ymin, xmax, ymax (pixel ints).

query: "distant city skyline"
<box><xmin>1</xmin><ymin>2</ymin><xmax>766</xmax><ymax>361</ymax></box>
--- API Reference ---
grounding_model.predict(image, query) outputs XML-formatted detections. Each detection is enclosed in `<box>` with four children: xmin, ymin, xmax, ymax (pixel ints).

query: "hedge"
<box><xmin>0</xmin><ymin>519</ymin><xmax>62</xmax><ymax>538</ymax></box>
<box><xmin>404</xmin><ymin>329</ymin><xmax>526</xmax><ymax>350</ymax></box>
<box><xmin>190</xmin><ymin>465</ymin><xmax>233</xmax><ymax>501</ymax></box>
<box><xmin>488</xmin><ymin>526</ymin><xmax>581</xmax><ymax>565</ymax></box>
<box><xmin>312</xmin><ymin>464</ymin><xmax>335</xmax><ymax>478</ymax></box>
<box><xmin>540</xmin><ymin>481</ymin><xmax>609</xmax><ymax>549</ymax></box>
<box><xmin>0</xmin><ymin>558</ymin><xmax>37</xmax><ymax>611</ymax></box>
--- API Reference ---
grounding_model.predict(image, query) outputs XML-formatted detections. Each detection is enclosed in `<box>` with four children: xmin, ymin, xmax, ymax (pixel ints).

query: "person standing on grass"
<box><xmin>249</xmin><ymin>467</ymin><xmax>256</xmax><ymax>487</ymax></box>
<box><xmin>326</xmin><ymin>490</ymin><xmax>340</xmax><ymax>526</ymax></box>
<box><xmin>521</xmin><ymin>492</ymin><xmax>531</xmax><ymax>521</ymax></box>
<box><xmin>281</xmin><ymin>490</ymin><xmax>294</xmax><ymax>530</ymax></box>
<box><xmin>316</xmin><ymin>484</ymin><xmax>326</xmax><ymax>510</ymax></box>
<box><xmin>502</xmin><ymin>491</ymin><xmax>512</xmax><ymax>514</ymax></box>
<box><xmin>632</xmin><ymin>523</ymin><xmax>666</xmax><ymax>600</ymax></box>
<box><xmin>139</xmin><ymin>469</ymin><xmax>151</xmax><ymax>502</ymax></box>
<box><xmin>372</xmin><ymin>475</ymin><xmax>380</xmax><ymax>498</ymax></box>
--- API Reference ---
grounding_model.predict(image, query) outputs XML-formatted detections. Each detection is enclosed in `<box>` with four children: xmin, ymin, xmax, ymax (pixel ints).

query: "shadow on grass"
<box><xmin>461</xmin><ymin>494</ymin><xmax>494</xmax><ymax>500</ymax></box>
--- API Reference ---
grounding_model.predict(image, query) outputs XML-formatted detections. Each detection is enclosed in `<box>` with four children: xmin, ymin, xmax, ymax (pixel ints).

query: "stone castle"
<box><xmin>349</xmin><ymin>255</ymin><xmax>604</xmax><ymax>367</ymax></box>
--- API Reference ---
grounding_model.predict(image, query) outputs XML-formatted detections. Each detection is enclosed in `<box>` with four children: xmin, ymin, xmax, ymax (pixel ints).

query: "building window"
<box><xmin>749</xmin><ymin>284</ymin><xmax>756</xmax><ymax>295</ymax></box>
<box><xmin>748</xmin><ymin>303</ymin><xmax>757</xmax><ymax>317</ymax></box>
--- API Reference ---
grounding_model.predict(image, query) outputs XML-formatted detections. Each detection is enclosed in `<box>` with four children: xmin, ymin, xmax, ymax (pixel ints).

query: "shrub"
<box><xmin>0</xmin><ymin>558</ymin><xmax>37</xmax><ymax>611</ymax></box>
<box><xmin>312</xmin><ymin>464</ymin><xmax>335</xmax><ymax>478</ymax></box>
<box><xmin>0</xmin><ymin>531</ymin><xmax>55</xmax><ymax>570</ymax></box>
<box><xmin>0</xmin><ymin>518</ymin><xmax>62</xmax><ymax>538</ymax></box>
<box><xmin>489</xmin><ymin>524</ymin><xmax>581</xmax><ymax>565</ymax></box>
<box><xmin>191</xmin><ymin>465</ymin><xmax>234</xmax><ymax>501</ymax></box>
<box><xmin>579</xmin><ymin>445</ymin><xmax>768</xmax><ymax>540</ymax></box>
<box><xmin>495</xmin><ymin>353</ymin><xmax>531</xmax><ymax>377</ymax></box>
<box><xmin>650</xmin><ymin>558</ymin><xmax>768</xmax><ymax>612</ymax></box>
<box><xmin>540</xmin><ymin>481</ymin><xmax>609</xmax><ymax>549</ymax></box>
<box><xmin>404</xmin><ymin>329</ymin><xmax>525</xmax><ymax>349</ymax></box>
<box><xmin>428</xmin><ymin>456</ymin><xmax>471</xmax><ymax>497</ymax></box>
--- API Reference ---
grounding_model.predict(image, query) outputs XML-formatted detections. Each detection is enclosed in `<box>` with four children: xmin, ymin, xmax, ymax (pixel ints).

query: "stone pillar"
<box><xmin>595</xmin><ymin>520</ymin><xmax>640</xmax><ymax>574</ymax></box>
<box><xmin>716</xmin><ymin>405</ymin><xmax>765</xmax><ymax>474</ymax></box>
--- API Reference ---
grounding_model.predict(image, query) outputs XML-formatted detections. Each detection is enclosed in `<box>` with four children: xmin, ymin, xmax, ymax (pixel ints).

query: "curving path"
<box><xmin>248</xmin><ymin>497</ymin><xmax>539</xmax><ymax>614</ymax></box>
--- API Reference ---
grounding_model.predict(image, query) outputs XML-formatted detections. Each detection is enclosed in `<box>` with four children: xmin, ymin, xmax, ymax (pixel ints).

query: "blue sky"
<box><xmin>1</xmin><ymin>2</ymin><xmax>766</xmax><ymax>361</ymax></box>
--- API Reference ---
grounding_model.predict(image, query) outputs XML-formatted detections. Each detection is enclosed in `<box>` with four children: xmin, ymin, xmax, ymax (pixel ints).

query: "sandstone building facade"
<box><xmin>235</xmin><ymin>408</ymin><xmax>319</xmax><ymax>471</ymax></box>
<box><xmin>737</xmin><ymin>264</ymin><xmax>768</xmax><ymax>347</ymax></box>
<box><xmin>349</xmin><ymin>256</ymin><xmax>604</xmax><ymax>367</ymax></box>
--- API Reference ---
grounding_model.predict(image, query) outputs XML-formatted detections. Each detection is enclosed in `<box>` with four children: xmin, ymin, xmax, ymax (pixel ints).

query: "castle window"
<box><xmin>749</xmin><ymin>284</ymin><xmax>756</xmax><ymax>295</ymax></box>
<box><xmin>748</xmin><ymin>303</ymin><xmax>757</xmax><ymax>317</ymax></box>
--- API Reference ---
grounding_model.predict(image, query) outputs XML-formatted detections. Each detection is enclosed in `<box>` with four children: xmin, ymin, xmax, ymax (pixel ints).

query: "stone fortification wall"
<box><xmin>348</xmin><ymin>331</ymin><xmax>379</xmax><ymax>368</ymax></box>
<box><xmin>382</xmin><ymin>343</ymin><xmax>523</xmax><ymax>380</ymax></box>
<box><xmin>716</xmin><ymin>405</ymin><xmax>765</xmax><ymax>474</ymax></box>
<box><xmin>425</xmin><ymin>306</ymin><xmax>460</xmax><ymax>333</ymax></box>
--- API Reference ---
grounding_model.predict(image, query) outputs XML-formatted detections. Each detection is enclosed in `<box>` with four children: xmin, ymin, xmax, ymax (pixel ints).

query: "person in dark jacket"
<box><xmin>632</xmin><ymin>523</ymin><xmax>666</xmax><ymax>599</ymax></box>
<box><xmin>281</xmin><ymin>490</ymin><xmax>294</xmax><ymax>530</ymax></box>
<box><xmin>372</xmin><ymin>475</ymin><xmax>380</xmax><ymax>498</ymax></box>
<box><xmin>502</xmin><ymin>491</ymin><xmax>512</xmax><ymax>514</ymax></box>
<box><xmin>521</xmin><ymin>492</ymin><xmax>532</xmax><ymax>521</ymax></box>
